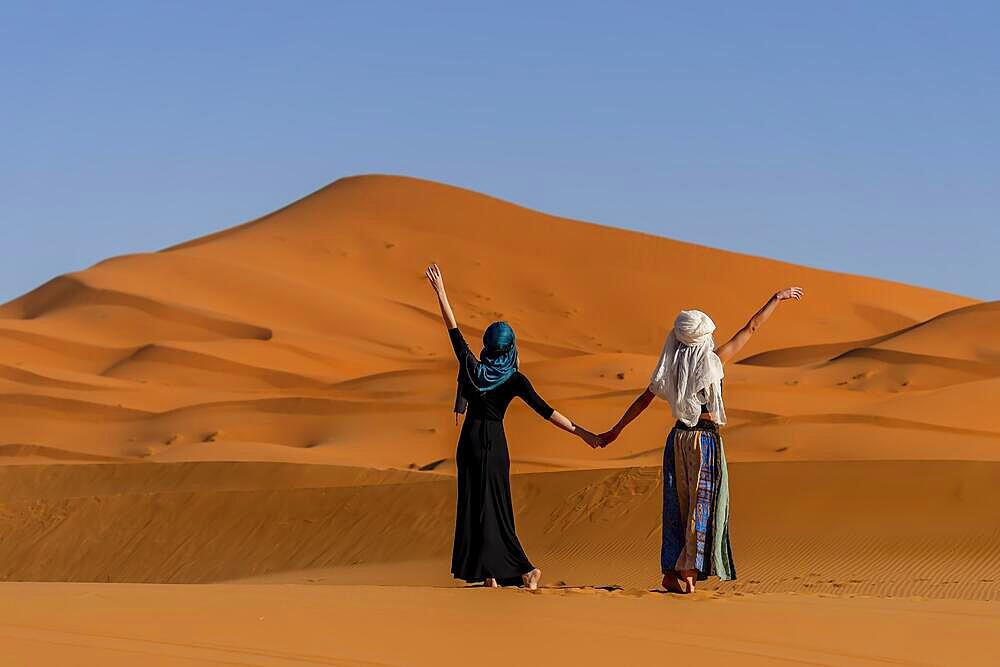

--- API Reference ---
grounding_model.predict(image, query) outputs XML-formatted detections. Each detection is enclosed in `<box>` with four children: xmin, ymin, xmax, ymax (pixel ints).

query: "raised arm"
<box><xmin>425</xmin><ymin>264</ymin><xmax>458</xmax><ymax>329</ymax></box>
<box><xmin>715</xmin><ymin>287</ymin><xmax>804</xmax><ymax>363</ymax></box>
<box><xmin>599</xmin><ymin>387</ymin><xmax>656</xmax><ymax>446</ymax></box>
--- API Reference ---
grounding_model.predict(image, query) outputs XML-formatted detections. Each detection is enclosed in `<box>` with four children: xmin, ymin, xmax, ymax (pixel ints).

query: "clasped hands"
<box><xmin>576</xmin><ymin>426</ymin><xmax>622</xmax><ymax>449</ymax></box>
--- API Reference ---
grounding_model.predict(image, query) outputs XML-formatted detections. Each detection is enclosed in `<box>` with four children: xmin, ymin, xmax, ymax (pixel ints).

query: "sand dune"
<box><xmin>0</xmin><ymin>459</ymin><xmax>996</xmax><ymax>599</ymax></box>
<box><xmin>0</xmin><ymin>175</ymin><xmax>996</xmax><ymax>664</ymax></box>
<box><xmin>1</xmin><ymin>175</ymin><xmax>989</xmax><ymax>470</ymax></box>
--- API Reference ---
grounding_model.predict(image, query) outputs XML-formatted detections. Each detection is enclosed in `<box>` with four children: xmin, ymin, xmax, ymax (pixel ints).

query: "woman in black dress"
<box><xmin>425</xmin><ymin>264</ymin><xmax>601</xmax><ymax>589</ymax></box>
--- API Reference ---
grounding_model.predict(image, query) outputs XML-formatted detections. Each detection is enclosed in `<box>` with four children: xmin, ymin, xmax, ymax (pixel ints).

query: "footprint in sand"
<box><xmin>128</xmin><ymin>444</ymin><xmax>155</xmax><ymax>458</ymax></box>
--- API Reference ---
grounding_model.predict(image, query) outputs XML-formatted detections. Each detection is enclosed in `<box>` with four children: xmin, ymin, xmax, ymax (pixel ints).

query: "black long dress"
<box><xmin>447</xmin><ymin>328</ymin><xmax>554</xmax><ymax>583</ymax></box>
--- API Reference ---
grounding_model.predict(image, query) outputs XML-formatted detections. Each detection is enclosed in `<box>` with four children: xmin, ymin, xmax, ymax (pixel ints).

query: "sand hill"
<box><xmin>0</xmin><ymin>175</ymin><xmax>990</xmax><ymax>469</ymax></box>
<box><xmin>0</xmin><ymin>175</ymin><xmax>997</xmax><ymax>665</ymax></box>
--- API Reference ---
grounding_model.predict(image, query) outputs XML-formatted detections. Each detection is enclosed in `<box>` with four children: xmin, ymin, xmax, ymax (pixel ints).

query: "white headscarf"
<box><xmin>648</xmin><ymin>309</ymin><xmax>726</xmax><ymax>427</ymax></box>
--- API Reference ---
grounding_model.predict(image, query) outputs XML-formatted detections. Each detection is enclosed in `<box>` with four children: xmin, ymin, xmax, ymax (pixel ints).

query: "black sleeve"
<box><xmin>448</xmin><ymin>328</ymin><xmax>472</xmax><ymax>364</ymax></box>
<box><xmin>514</xmin><ymin>373</ymin><xmax>555</xmax><ymax>419</ymax></box>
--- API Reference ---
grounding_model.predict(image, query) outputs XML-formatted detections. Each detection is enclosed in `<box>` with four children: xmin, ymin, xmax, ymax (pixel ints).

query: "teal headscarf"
<box><xmin>454</xmin><ymin>321</ymin><xmax>519</xmax><ymax>414</ymax></box>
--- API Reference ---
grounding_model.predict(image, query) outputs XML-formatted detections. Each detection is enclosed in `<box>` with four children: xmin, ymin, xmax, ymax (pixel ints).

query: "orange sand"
<box><xmin>1</xmin><ymin>584</ymin><xmax>997</xmax><ymax>666</ymax></box>
<box><xmin>0</xmin><ymin>175</ymin><xmax>996</xmax><ymax>665</ymax></box>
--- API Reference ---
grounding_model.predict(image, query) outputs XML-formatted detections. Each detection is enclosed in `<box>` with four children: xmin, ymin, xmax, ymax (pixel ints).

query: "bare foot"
<box><xmin>675</xmin><ymin>569</ymin><xmax>697</xmax><ymax>594</ymax></box>
<box><xmin>661</xmin><ymin>571</ymin><xmax>685</xmax><ymax>594</ymax></box>
<box><xmin>522</xmin><ymin>568</ymin><xmax>541</xmax><ymax>590</ymax></box>
<box><xmin>484</xmin><ymin>577</ymin><xmax>498</xmax><ymax>588</ymax></box>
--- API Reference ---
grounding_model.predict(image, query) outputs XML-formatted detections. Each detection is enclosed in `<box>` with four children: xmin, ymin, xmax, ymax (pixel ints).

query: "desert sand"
<box><xmin>1</xmin><ymin>175</ymin><xmax>997</xmax><ymax>665</ymax></box>
<box><xmin>2</xmin><ymin>584</ymin><xmax>998</xmax><ymax>666</ymax></box>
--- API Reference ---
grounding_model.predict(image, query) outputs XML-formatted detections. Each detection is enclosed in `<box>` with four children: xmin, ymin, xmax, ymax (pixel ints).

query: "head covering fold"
<box><xmin>648</xmin><ymin>310</ymin><xmax>726</xmax><ymax>427</ymax></box>
<box><xmin>454</xmin><ymin>321</ymin><xmax>519</xmax><ymax>415</ymax></box>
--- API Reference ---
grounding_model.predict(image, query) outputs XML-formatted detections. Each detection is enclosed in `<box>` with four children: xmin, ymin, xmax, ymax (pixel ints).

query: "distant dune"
<box><xmin>0</xmin><ymin>175</ymin><xmax>987</xmax><ymax>467</ymax></box>
<box><xmin>0</xmin><ymin>175</ymin><xmax>997</xmax><ymax>612</ymax></box>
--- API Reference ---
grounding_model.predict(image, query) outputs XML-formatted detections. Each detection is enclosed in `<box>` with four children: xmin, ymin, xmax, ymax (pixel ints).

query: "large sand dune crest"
<box><xmin>1</xmin><ymin>175</ymin><xmax>988</xmax><ymax>467</ymax></box>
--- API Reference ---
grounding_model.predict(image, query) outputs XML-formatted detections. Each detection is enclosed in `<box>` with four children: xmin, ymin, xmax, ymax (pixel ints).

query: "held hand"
<box><xmin>576</xmin><ymin>428</ymin><xmax>603</xmax><ymax>449</ymax></box>
<box><xmin>774</xmin><ymin>286</ymin><xmax>804</xmax><ymax>302</ymax></box>
<box><xmin>425</xmin><ymin>264</ymin><xmax>446</xmax><ymax>294</ymax></box>
<box><xmin>597</xmin><ymin>428</ymin><xmax>621</xmax><ymax>448</ymax></box>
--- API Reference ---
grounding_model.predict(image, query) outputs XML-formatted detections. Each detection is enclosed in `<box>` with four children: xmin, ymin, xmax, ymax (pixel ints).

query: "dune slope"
<box><xmin>0</xmin><ymin>175</ymin><xmax>996</xmax><ymax>614</ymax></box>
<box><xmin>0</xmin><ymin>174</ymin><xmax>988</xmax><ymax>468</ymax></box>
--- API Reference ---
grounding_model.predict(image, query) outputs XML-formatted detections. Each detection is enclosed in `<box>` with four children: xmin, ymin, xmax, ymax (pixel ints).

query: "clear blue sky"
<box><xmin>2</xmin><ymin>1</ymin><xmax>996</xmax><ymax>302</ymax></box>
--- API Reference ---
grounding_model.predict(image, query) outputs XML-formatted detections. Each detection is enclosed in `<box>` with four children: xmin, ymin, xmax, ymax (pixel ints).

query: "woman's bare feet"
<box><xmin>522</xmin><ymin>568</ymin><xmax>541</xmax><ymax>590</ymax></box>
<box><xmin>484</xmin><ymin>577</ymin><xmax>498</xmax><ymax>588</ymax></box>
<box><xmin>661</xmin><ymin>571</ymin><xmax>685</xmax><ymax>593</ymax></box>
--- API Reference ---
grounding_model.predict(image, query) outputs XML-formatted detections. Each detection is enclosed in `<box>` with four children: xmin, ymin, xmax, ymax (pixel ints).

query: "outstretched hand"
<box><xmin>425</xmin><ymin>263</ymin><xmax>458</xmax><ymax>329</ymax></box>
<box><xmin>425</xmin><ymin>264</ymin><xmax>446</xmax><ymax>294</ymax></box>
<box><xmin>775</xmin><ymin>286</ymin><xmax>804</xmax><ymax>302</ymax></box>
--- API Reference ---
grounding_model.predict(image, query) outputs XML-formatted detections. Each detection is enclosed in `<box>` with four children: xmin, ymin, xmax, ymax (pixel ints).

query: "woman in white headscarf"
<box><xmin>599</xmin><ymin>287</ymin><xmax>803</xmax><ymax>593</ymax></box>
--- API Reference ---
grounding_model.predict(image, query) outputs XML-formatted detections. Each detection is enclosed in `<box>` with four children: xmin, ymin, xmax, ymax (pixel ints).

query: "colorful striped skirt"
<box><xmin>661</xmin><ymin>420</ymin><xmax>736</xmax><ymax>580</ymax></box>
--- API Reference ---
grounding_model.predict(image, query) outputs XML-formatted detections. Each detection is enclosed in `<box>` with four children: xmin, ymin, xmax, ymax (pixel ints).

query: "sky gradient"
<box><xmin>2</xmin><ymin>1</ymin><xmax>997</xmax><ymax>302</ymax></box>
